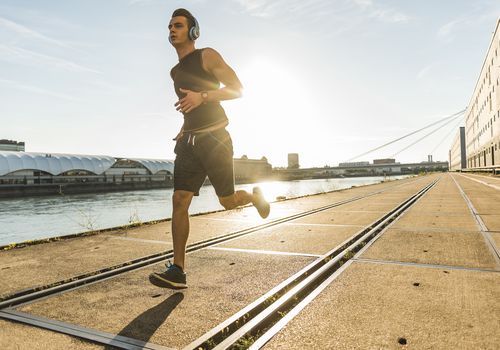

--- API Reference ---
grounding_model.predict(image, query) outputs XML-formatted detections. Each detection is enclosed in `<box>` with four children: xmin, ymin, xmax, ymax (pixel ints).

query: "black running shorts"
<box><xmin>173</xmin><ymin>128</ymin><xmax>235</xmax><ymax>197</ymax></box>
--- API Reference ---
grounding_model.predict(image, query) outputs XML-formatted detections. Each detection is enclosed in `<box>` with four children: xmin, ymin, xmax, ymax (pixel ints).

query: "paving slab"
<box><xmin>481</xmin><ymin>215</ymin><xmax>500</xmax><ymax>232</ymax></box>
<box><xmin>0</xmin><ymin>234</ymin><xmax>170</xmax><ymax>299</ymax></box>
<box><xmin>290</xmin><ymin>209</ymin><xmax>383</xmax><ymax>226</ymax></box>
<box><xmin>360</xmin><ymin>228</ymin><xmax>497</xmax><ymax>269</ymax></box>
<box><xmin>16</xmin><ymin>249</ymin><xmax>313</xmax><ymax>349</ymax></box>
<box><xmin>0</xmin><ymin>319</ymin><xmax>104</xmax><ymax>350</ymax></box>
<box><xmin>216</xmin><ymin>223</ymin><xmax>360</xmax><ymax>255</ymax></box>
<box><xmin>490</xmin><ymin>232</ymin><xmax>500</xmax><ymax>247</ymax></box>
<box><xmin>452</xmin><ymin>175</ymin><xmax>500</xmax><ymax>215</ymax></box>
<box><xmin>264</xmin><ymin>261</ymin><xmax>500</xmax><ymax>350</ymax></box>
<box><xmin>391</xmin><ymin>212</ymin><xmax>478</xmax><ymax>230</ymax></box>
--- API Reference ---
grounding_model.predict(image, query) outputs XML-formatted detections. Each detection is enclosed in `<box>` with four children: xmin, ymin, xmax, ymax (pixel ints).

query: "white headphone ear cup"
<box><xmin>190</xmin><ymin>17</ymin><xmax>200</xmax><ymax>40</ymax></box>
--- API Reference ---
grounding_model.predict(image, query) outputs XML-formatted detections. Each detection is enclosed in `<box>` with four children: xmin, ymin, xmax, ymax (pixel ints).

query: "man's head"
<box><xmin>169</xmin><ymin>8</ymin><xmax>199</xmax><ymax>46</ymax></box>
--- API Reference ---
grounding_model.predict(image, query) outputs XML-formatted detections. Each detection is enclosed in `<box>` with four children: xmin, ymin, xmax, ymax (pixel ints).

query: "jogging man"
<box><xmin>149</xmin><ymin>8</ymin><xmax>270</xmax><ymax>289</ymax></box>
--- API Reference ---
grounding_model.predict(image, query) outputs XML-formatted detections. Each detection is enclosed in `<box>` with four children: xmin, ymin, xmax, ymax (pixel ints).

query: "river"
<box><xmin>0</xmin><ymin>176</ymin><xmax>411</xmax><ymax>245</ymax></box>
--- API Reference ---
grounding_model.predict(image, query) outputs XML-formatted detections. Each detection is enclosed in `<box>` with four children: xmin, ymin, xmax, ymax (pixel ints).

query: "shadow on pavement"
<box><xmin>104</xmin><ymin>292</ymin><xmax>184</xmax><ymax>349</ymax></box>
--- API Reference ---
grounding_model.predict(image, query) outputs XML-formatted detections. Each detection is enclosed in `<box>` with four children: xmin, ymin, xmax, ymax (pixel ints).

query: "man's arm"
<box><xmin>201</xmin><ymin>48</ymin><xmax>243</xmax><ymax>101</ymax></box>
<box><xmin>175</xmin><ymin>48</ymin><xmax>242</xmax><ymax>114</ymax></box>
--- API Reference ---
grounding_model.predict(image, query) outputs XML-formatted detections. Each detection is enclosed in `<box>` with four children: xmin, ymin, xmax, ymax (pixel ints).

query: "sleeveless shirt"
<box><xmin>170</xmin><ymin>49</ymin><xmax>228</xmax><ymax>132</ymax></box>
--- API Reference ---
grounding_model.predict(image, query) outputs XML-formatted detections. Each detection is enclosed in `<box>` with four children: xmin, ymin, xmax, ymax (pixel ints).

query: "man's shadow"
<box><xmin>104</xmin><ymin>292</ymin><xmax>184</xmax><ymax>349</ymax></box>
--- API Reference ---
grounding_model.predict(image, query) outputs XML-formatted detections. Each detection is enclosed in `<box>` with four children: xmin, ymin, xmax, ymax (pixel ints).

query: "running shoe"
<box><xmin>252</xmin><ymin>186</ymin><xmax>270</xmax><ymax>219</ymax></box>
<box><xmin>149</xmin><ymin>261</ymin><xmax>187</xmax><ymax>289</ymax></box>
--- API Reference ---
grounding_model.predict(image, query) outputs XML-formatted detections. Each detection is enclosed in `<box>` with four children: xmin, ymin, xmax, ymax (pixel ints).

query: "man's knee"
<box><xmin>219</xmin><ymin>195</ymin><xmax>236</xmax><ymax>210</ymax></box>
<box><xmin>172</xmin><ymin>191</ymin><xmax>193</xmax><ymax>210</ymax></box>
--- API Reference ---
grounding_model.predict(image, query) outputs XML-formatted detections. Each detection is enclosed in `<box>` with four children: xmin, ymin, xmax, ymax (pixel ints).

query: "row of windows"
<box><xmin>466</xmin><ymin>110</ymin><xmax>500</xmax><ymax>148</ymax></box>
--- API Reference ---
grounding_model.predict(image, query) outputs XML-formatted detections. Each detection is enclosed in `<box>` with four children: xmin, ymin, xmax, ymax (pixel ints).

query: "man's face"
<box><xmin>168</xmin><ymin>16</ymin><xmax>190</xmax><ymax>46</ymax></box>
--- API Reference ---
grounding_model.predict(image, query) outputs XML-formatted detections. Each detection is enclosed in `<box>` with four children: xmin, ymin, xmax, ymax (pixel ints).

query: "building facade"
<box><xmin>234</xmin><ymin>156</ymin><xmax>272</xmax><ymax>182</ymax></box>
<box><xmin>464</xmin><ymin>19</ymin><xmax>500</xmax><ymax>169</ymax></box>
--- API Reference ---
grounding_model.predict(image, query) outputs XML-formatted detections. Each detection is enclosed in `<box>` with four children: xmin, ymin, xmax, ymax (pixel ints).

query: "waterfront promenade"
<box><xmin>0</xmin><ymin>173</ymin><xmax>498</xmax><ymax>349</ymax></box>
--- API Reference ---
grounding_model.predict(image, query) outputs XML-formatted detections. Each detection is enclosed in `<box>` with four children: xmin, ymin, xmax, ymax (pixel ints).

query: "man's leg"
<box><xmin>219</xmin><ymin>188</ymin><xmax>270</xmax><ymax>218</ymax></box>
<box><xmin>171</xmin><ymin>190</ymin><xmax>194</xmax><ymax>270</ymax></box>
<box><xmin>149</xmin><ymin>189</ymin><xmax>194</xmax><ymax>289</ymax></box>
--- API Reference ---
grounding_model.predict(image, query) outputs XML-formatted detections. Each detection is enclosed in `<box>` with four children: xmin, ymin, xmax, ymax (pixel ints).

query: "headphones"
<box><xmin>189</xmin><ymin>16</ymin><xmax>200</xmax><ymax>41</ymax></box>
<box><xmin>169</xmin><ymin>15</ymin><xmax>200</xmax><ymax>44</ymax></box>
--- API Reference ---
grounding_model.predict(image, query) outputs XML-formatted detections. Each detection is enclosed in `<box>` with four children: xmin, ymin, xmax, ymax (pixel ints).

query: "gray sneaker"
<box><xmin>252</xmin><ymin>187</ymin><xmax>270</xmax><ymax>219</ymax></box>
<box><xmin>149</xmin><ymin>261</ymin><xmax>187</xmax><ymax>289</ymax></box>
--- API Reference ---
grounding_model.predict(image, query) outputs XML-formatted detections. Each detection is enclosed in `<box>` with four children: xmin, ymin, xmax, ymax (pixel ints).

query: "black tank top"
<box><xmin>171</xmin><ymin>49</ymin><xmax>228</xmax><ymax>132</ymax></box>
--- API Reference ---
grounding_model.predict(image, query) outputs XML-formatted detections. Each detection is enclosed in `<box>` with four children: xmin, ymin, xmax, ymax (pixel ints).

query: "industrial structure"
<box><xmin>287</xmin><ymin>153</ymin><xmax>299</xmax><ymax>169</ymax></box>
<box><xmin>449</xmin><ymin>127</ymin><xmax>467</xmax><ymax>171</ymax></box>
<box><xmin>0</xmin><ymin>139</ymin><xmax>25</xmax><ymax>152</ymax></box>
<box><xmin>452</xmin><ymin>18</ymin><xmax>500</xmax><ymax>172</ymax></box>
<box><xmin>275</xmin><ymin>159</ymin><xmax>448</xmax><ymax>180</ymax></box>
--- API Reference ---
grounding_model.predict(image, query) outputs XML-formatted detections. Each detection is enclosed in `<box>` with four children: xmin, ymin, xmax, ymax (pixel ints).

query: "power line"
<box><xmin>390</xmin><ymin>112</ymin><xmax>465</xmax><ymax>157</ymax></box>
<box><xmin>429</xmin><ymin>115</ymin><xmax>465</xmax><ymax>154</ymax></box>
<box><xmin>344</xmin><ymin>108</ymin><xmax>466</xmax><ymax>162</ymax></box>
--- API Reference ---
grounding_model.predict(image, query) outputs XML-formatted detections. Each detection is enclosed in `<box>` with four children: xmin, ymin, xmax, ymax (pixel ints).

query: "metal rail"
<box><xmin>184</xmin><ymin>179</ymin><xmax>438</xmax><ymax>350</ymax></box>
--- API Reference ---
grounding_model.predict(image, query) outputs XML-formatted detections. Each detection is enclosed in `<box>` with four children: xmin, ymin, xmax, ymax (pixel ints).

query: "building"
<box><xmin>288</xmin><ymin>153</ymin><xmax>299</xmax><ymax>169</ymax></box>
<box><xmin>0</xmin><ymin>151</ymin><xmax>174</xmax><ymax>197</ymax></box>
<box><xmin>373</xmin><ymin>158</ymin><xmax>396</xmax><ymax>165</ymax></box>
<box><xmin>449</xmin><ymin>127</ymin><xmax>466</xmax><ymax>171</ymax></box>
<box><xmin>234</xmin><ymin>156</ymin><xmax>272</xmax><ymax>182</ymax></box>
<box><xmin>0</xmin><ymin>139</ymin><xmax>25</xmax><ymax>152</ymax></box>
<box><xmin>463</xmin><ymin>18</ymin><xmax>500</xmax><ymax>169</ymax></box>
<box><xmin>338</xmin><ymin>161</ymin><xmax>370</xmax><ymax>167</ymax></box>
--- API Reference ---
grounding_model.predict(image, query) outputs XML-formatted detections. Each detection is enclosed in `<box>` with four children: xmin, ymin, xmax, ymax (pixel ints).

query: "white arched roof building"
<box><xmin>0</xmin><ymin>151</ymin><xmax>116</xmax><ymax>176</ymax></box>
<box><xmin>125</xmin><ymin>158</ymin><xmax>174</xmax><ymax>175</ymax></box>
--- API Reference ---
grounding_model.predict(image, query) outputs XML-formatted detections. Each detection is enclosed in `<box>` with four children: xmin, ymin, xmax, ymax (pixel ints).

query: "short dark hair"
<box><xmin>172</xmin><ymin>8</ymin><xmax>196</xmax><ymax>28</ymax></box>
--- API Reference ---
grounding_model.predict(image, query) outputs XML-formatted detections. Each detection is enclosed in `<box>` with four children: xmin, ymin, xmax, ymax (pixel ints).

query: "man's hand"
<box><xmin>175</xmin><ymin>88</ymin><xmax>203</xmax><ymax>114</ymax></box>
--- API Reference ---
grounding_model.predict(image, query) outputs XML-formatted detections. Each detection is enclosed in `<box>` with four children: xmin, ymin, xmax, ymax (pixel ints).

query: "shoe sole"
<box><xmin>256</xmin><ymin>202</ymin><xmax>270</xmax><ymax>218</ymax></box>
<box><xmin>149</xmin><ymin>273</ymin><xmax>187</xmax><ymax>290</ymax></box>
<box><xmin>253</xmin><ymin>188</ymin><xmax>270</xmax><ymax>219</ymax></box>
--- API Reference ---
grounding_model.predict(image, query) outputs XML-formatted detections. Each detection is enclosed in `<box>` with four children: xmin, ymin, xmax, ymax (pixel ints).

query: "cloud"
<box><xmin>0</xmin><ymin>78</ymin><xmax>80</xmax><ymax>101</ymax></box>
<box><xmin>232</xmin><ymin>0</ymin><xmax>410</xmax><ymax>25</ymax></box>
<box><xmin>0</xmin><ymin>44</ymin><xmax>101</xmax><ymax>74</ymax></box>
<box><xmin>0</xmin><ymin>16</ymin><xmax>71</xmax><ymax>48</ymax></box>
<box><xmin>437</xmin><ymin>19</ymin><xmax>463</xmax><ymax>42</ymax></box>
<box><xmin>417</xmin><ymin>63</ymin><xmax>438</xmax><ymax>80</ymax></box>
<box><xmin>369</xmin><ymin>9</ymin><xmax>410</xmax><ymax>23</ymax></box>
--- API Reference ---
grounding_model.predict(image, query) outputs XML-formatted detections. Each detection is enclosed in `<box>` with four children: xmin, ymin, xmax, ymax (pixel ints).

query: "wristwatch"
<box><xmin>201</xmin><ymin>91</ymin><xmax>209</xmax><ymax>104</ymax></box>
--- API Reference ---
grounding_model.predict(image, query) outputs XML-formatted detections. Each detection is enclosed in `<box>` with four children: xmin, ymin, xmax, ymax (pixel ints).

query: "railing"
<box><xmin>0</xmin><ymin>174</ymin><xmax>173</xmax><ymax>186</ymax></box>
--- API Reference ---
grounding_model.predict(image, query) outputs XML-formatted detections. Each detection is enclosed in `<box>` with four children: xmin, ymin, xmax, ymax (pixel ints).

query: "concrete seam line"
<box><xmin>206</xmin><ymin>246</ymin><xmax>322</xmax><ymax>258</ymax></box>
<box><xmin>450</xmin><ymin>174</ymin><xmax>500</xmax><ymax>268</ymax></box>
<box><xmin>352</xmin><ymin>258</ymin><xmax>500</xmax><ymax>273</ymax></box>
<box><xmin>0</xmin><ymin>309</ymin><xmax>174</xmax><ymax>350</ymax></box>
<box><xmin>459</xmin><ymin>173</ymin><xmax>500</xmax><ymax>191</ymax></box>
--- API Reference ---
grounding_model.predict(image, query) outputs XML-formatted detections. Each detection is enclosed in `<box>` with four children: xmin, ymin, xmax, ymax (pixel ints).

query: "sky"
<box><xmin>1</xmin><ymin>1</ymin><xmax>499</xmax><ymax>168</ymax></box>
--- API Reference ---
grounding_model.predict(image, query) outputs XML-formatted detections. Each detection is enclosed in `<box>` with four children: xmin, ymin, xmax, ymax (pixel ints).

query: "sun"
<box><xmin>225</xmin><ymin>56</ymin><xmax>318</xmax><ymax>165</ymax></box>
